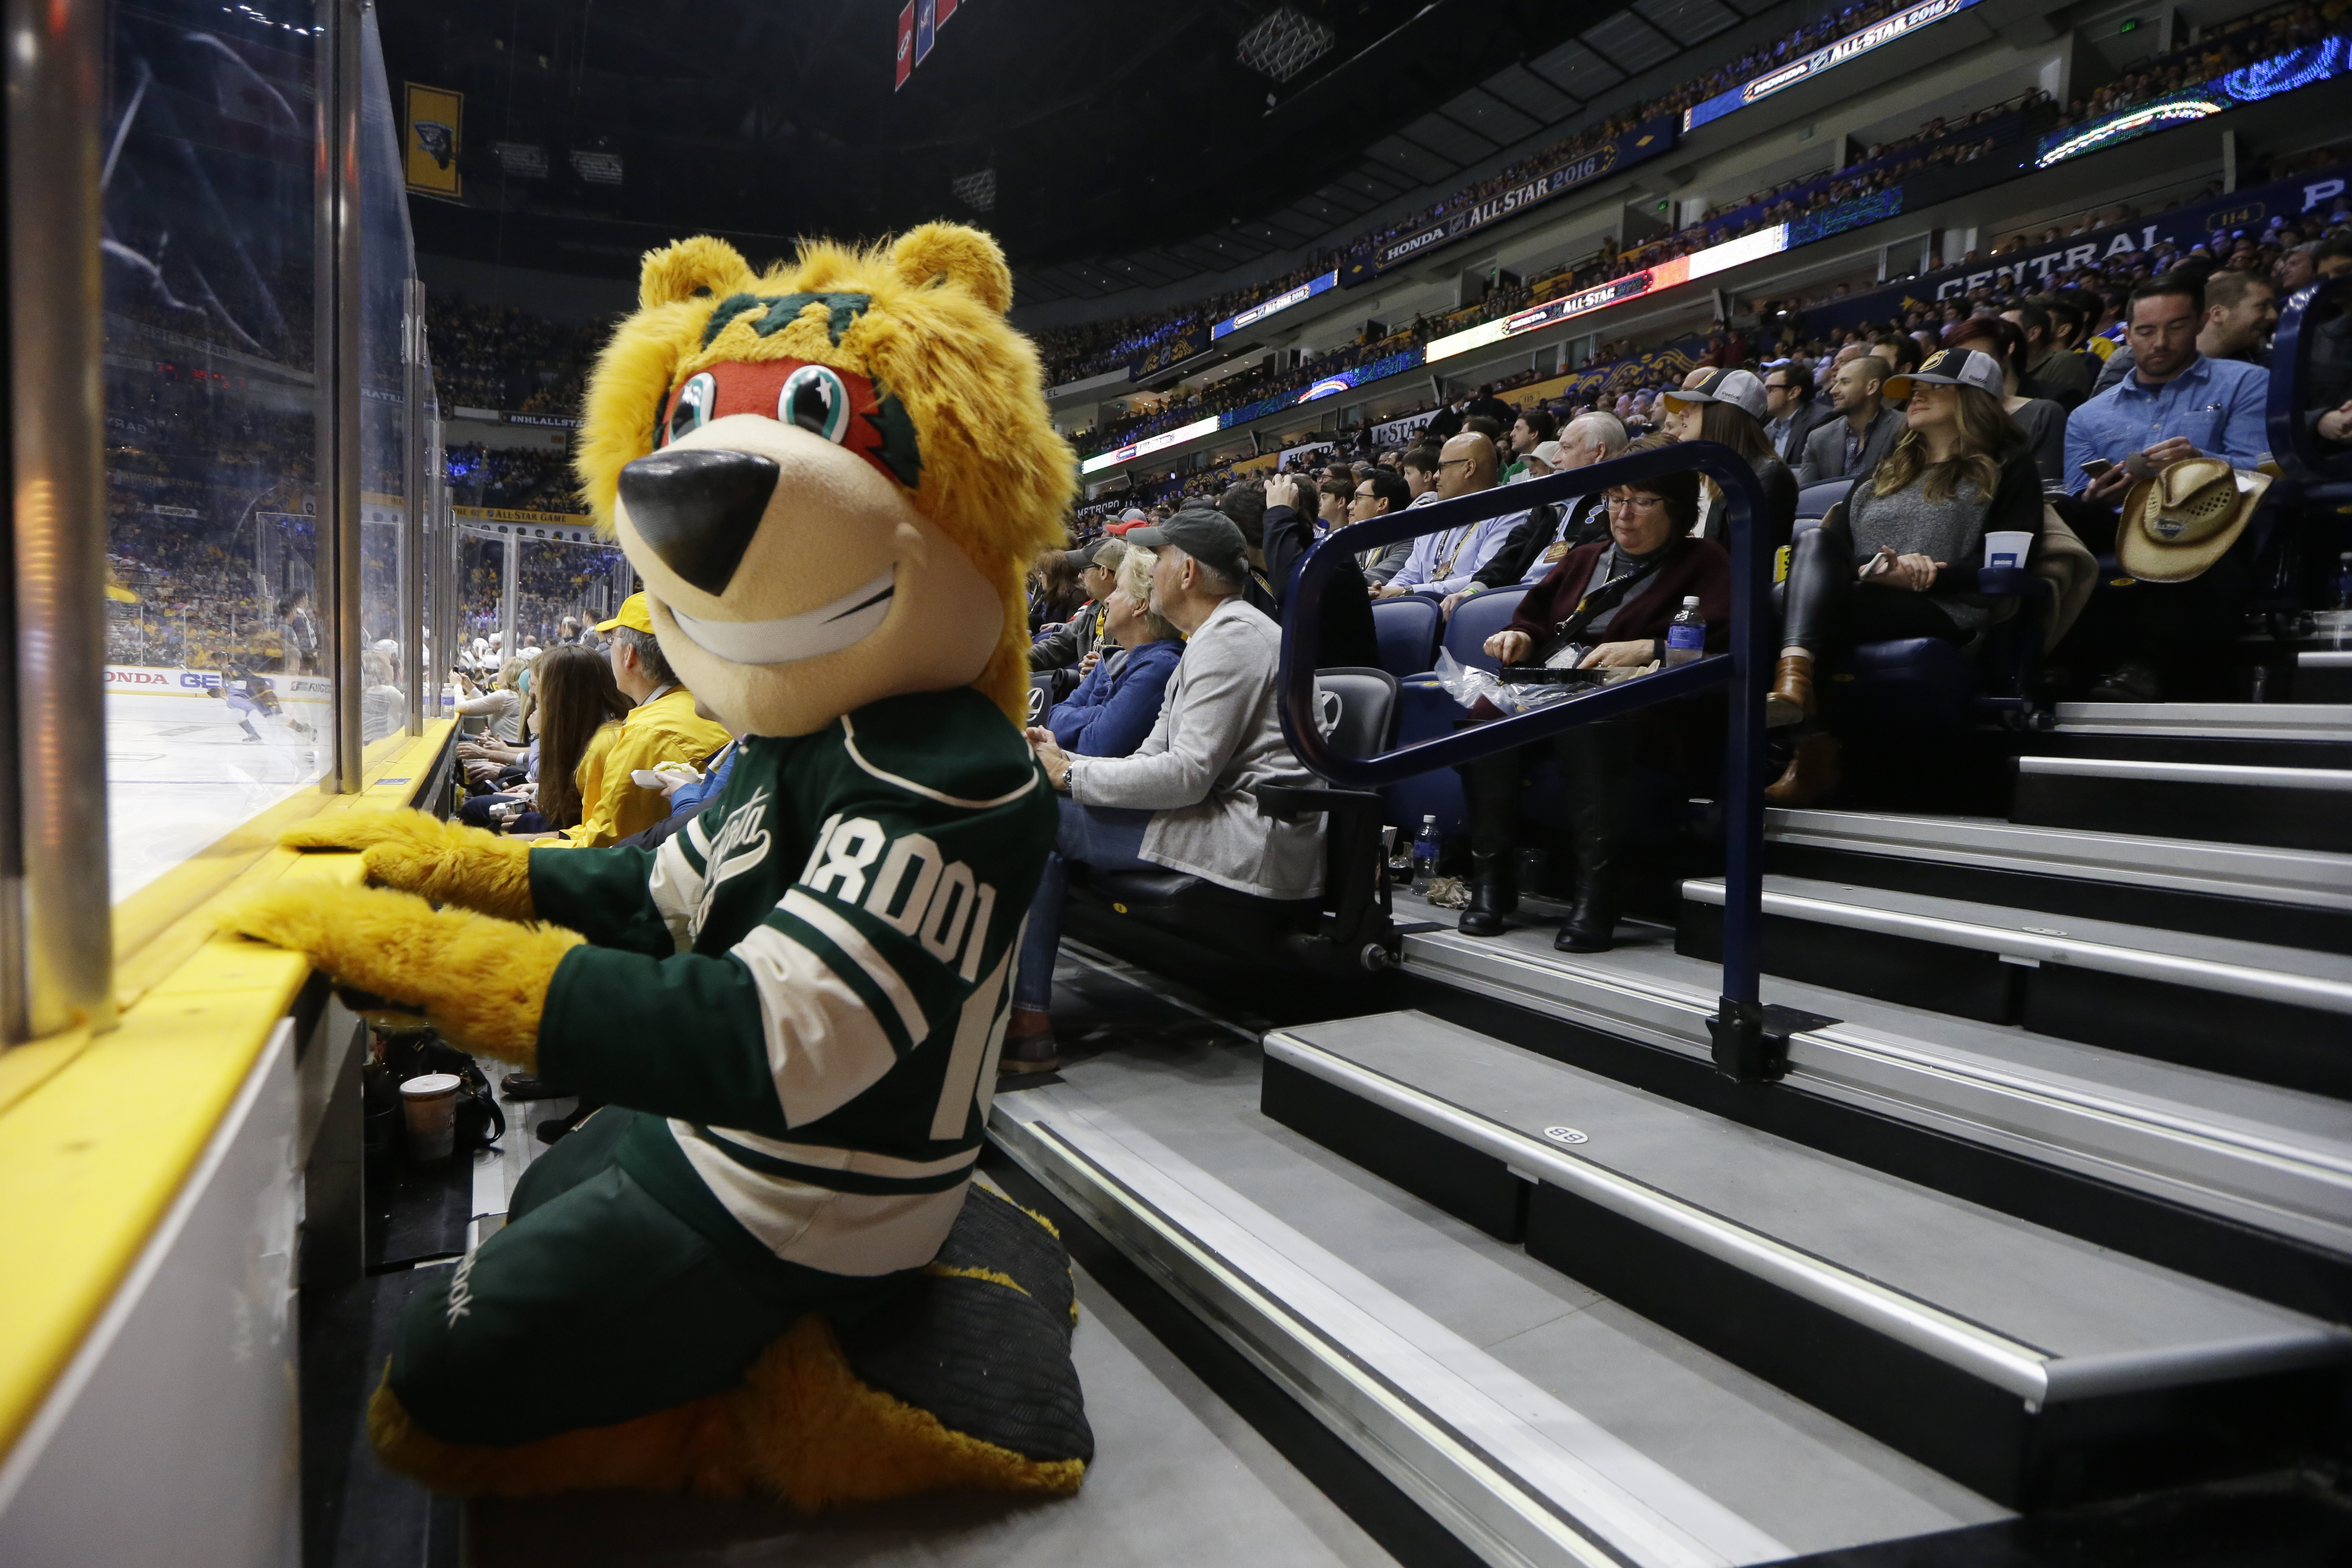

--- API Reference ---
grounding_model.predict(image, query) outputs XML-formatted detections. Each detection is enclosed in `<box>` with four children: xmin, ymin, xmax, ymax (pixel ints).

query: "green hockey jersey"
<box><xmin>530</xmin><ymin>687</ymin><xmax>1056</xmax><ymax>1278</ymax></box>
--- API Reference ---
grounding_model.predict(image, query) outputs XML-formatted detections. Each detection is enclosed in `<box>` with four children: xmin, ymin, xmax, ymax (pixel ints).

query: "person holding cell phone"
<box><xmin>1764</xmin><ymin>348</ymin><xmax>2042</xmax><ymax>807</ymax></box>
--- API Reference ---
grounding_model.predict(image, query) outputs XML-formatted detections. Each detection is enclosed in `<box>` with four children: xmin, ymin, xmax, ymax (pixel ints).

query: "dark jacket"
<box><xmin>1263</xmin><ymin>503</ymin><xmax>1381</xmax><ymax>670</ymax></box>
<box><xmin>1048</xmin><ymin>637</ymin><xmax>1183</xmax><ymax>759</ymax></box>
<box><xmin>1771</xmin><ymin>402</ymin><xmax>1835</xmax><ymax>465</ymax></box>
<box><xmin>1473</xmin><ymin>497</ymin><xmax>1607</xmax><ymax>590</ymax></box>
<box><xmin>1797</xmin><ymin>405</ymin><xmax>1903</xmax><ymax>487</ymax></box>
<box><xmin>1504</xmin><ymin>535</ymin><xmax>1734</xmax><ymax>666</ymax></box>
<box><xmin>1714</xmin><ymin>448</ymin><xmax>1803</xmax><ymax>551</ymax></box>
<box><xmin>1030</xmin><ymin>600</ymin><xmax>1113</xmax><ymax>671</ymax></box>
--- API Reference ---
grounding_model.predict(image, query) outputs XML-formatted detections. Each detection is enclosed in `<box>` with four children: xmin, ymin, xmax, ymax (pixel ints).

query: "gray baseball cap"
<box><xmin>1884</xmin><ymin>346</ymin><xmax>2005</xmax><ymax>402</ymax></box>
<box><xmin>1125</xmin><ymin>506</ymin><xmax>1250</xmax><ymax>586</ymax></box>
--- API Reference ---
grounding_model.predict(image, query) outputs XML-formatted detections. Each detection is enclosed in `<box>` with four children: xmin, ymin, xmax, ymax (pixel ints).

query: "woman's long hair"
<box><xmin>1678</xmin><ymin>402</ymin><xmax>1775</xmax><ymax>505</ymax></box>
<box><xmin>533</xmin><ymin>644</ymin><xmax>631</xmax><ymax>827</ymax></box>
<box><xmin>1871</xmin><ymin>384</ymin><xmax>2019</xmax><ymax>504</ymax></box>
<box><xmin>1036</xmin><ymin>549</ymin><xmax>1086</xmax><ymax>621</ymax></box>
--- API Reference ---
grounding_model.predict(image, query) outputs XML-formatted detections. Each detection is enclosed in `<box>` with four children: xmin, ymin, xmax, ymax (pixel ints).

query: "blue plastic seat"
<box><xmin>1438</xmin><ymin>587</ymin><xmax>1528</xmax><ymax>672</ymax></box>
<box><xmin>1371</xmin><ymin>595</ymin><xmax>1442</xmax><ymax>680</ymax></box>
<box><xmin>1821</xmin><ymin>636</ymin><xmax>1983</xmax><ymax>735</ymax></box>
<box><xmin>1794</xmin><ymin>479</ymin><xmax>1848</xmax><ymax>522</ymax></box>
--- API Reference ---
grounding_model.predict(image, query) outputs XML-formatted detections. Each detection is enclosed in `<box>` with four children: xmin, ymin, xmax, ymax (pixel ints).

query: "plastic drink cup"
<box><xmin>1982</xmin><ymin>531</ymin><xmax>2034</xmax><ymax>569</ymax></box>
<box><xmin>401</xmin><ymin>1072</ymin><xmax>461</xmax><ymax>1161</ymax></box>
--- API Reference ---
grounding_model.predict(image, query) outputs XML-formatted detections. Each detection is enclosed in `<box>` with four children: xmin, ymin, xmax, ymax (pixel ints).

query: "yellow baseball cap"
<box><xmin>596</xmin><ymin>592</ymin><xmax>654</xmax><ymax>634</ymax></box>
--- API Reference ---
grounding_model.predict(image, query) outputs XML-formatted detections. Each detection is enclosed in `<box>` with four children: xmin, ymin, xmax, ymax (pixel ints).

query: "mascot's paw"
<box><xmin>281</xmin><ymin>809</ymin><xmax>535</xmax><ymax>920</ymax></box>
<box><xmin>223</xmin><ymin>882</ymin><xmax>579</xmax><ymax>1063</ymax></box>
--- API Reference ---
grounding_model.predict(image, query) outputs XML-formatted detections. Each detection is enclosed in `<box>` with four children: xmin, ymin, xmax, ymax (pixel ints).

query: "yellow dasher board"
<box><xmin>405</xmin><ymin>83</ymin><xmax>462</xmax><ymax>198</ymax></box>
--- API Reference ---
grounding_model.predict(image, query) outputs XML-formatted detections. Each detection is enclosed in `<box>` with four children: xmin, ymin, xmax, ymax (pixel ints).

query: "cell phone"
<box><xmin>2078</xmin><ymin>459</ymin><xmax>2114</xmax><ymax>477</ymax></box>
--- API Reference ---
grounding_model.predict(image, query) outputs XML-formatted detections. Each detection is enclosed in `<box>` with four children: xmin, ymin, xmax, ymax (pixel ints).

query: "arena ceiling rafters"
<box><xmin>381</xmin><ymin>0</ymin><xmax>1774</xmax><ymax>304</ymax></box>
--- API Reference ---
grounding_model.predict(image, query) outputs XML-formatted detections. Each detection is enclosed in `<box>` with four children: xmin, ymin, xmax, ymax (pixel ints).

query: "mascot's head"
<box><xmin>576</xmin><ymin>225</ymin><xmax>1075</xmax><ymax>735</ymax></box>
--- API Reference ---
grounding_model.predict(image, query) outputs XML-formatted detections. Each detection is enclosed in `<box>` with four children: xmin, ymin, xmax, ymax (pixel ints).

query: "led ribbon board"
<box><xmin>1210</xmin><ymin>270</ymin><xmax>1340</xmax><ymax>340</ymax></box>
<box><xmin>1683</xmin><ymin>0</ymin><xmax>1980</xmax><ymax>133</ymax></box>
<box><xmin>1078</xmin><ymin>414</ymin><xmax>1223</xmax><ymax>474</ymax></box>
<box><xmin>2035</xmin><ymin>35</ymin><xmax>2349</xmax><ymax>167</ymax></box>
<box><xmin>1422</xmin><ymin>223</ymin><xmax>1793</xmax><ymax>363</ymax></box>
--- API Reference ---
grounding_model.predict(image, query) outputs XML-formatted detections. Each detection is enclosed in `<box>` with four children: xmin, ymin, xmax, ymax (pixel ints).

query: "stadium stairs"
<box><xmin>995</xmin><ymin>696</ymin><xmax>2352</xmax><ymax>1565</ymax></box>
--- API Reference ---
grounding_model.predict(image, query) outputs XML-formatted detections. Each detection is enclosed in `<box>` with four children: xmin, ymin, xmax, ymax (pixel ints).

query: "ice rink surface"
<box><xmin>106</xmin><ymin>687</ymin><xmax>333</xmax><ymax>900</ymax></box>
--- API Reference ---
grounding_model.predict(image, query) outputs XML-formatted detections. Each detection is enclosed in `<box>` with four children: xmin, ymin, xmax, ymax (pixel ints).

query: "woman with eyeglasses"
<box><xmin>1455</xmin><ymin>437</ymin><xmax>1730</xmax><ymax>952</ymax></box>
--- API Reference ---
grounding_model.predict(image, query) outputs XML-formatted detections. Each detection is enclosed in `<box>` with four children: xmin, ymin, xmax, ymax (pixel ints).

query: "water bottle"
<box><xmin>1665</xmin><ymin>595</ymin><xmax>1706</xmax><ymax>667</ymax></box>
<box><xmin>2335</xmin><ymin>552</ymin><xmax>2352</xmax><ymax>611</ymax></box>
<box><xmin>1411</xmin><ymin>814</ymin><xmax>1441</xmax><ymax>882</ymax></box>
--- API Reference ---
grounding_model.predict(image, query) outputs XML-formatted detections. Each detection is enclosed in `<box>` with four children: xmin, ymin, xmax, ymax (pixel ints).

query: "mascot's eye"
<box><xmin>666</xmin><ymin>372</ymin><xmax>716</xmax><ymax>445</ymax></box>
<box><xmin>777</xmin><ymin>365</ymin><xmax>852</xmax><ymax>444</ymax></box>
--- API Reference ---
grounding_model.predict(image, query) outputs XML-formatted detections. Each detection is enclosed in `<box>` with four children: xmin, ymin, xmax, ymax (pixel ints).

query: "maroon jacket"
<box><xmin>1503</xmin><ymin>535</ymin><xmax>1734</xmax><ymax>666</ymax></box>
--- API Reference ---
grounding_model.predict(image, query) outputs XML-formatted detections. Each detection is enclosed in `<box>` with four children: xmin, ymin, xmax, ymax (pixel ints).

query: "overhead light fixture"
<box><xmin>951</xmin><ymin>168</ymin><xmax>996</xmax><ymax>211</ymax></box>
<box><xmin>1237</xmin><ymin>8</ymin><xmax>1334</xmax><ymax>83</ymax></box>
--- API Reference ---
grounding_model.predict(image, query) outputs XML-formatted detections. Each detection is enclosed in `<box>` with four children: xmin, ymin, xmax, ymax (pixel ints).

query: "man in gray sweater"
<box><xmin>1004</xmin><ymin>508</ymin><xmax>1324</xmax><ymax>1072</ymax></box>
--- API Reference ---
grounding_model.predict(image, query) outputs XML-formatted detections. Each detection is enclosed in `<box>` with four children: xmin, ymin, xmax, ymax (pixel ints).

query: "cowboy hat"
<box><xmin>2114</xmin><ymin>456</ymin><xmax>2273</xmax><ymax>583</ymax></box>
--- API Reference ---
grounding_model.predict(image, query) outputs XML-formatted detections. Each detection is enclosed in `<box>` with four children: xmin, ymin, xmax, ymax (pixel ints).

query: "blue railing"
<box><xmin>1274</xmin><ymin>442</ymin><xmax>1782</xmax><ymax>1078</ymax></box>
<box><xmin>2266</xmin><ymin>272</ymin><xmax>2352</xmax><ymax>498</ymax></box>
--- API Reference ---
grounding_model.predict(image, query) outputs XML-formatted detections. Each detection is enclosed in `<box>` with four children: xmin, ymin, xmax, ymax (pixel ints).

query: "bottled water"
<box><xmin>1411</xmin><ymin>814</ymin><xmax>1441</xmax><ymax>880</ymax></box>
<box><xmin>1665</xmin><ymin>595</ymin><xmax>1706</xmax><ymax>667</ymax></box>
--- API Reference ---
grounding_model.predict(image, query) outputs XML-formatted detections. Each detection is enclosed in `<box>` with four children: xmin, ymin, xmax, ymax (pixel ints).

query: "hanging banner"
<box><xmin>1348</xmin><ymin>115</ymin><xmax>1677</xmax><ymax>283</ymax></box>
<box><xmin>915</xmin><ymin>0</ymin><xmax>937</xmax><ymax>66</ymax></box>
<box><xmin>938</xmin><ymin>0</ymin><xmax>959</xmax><ymax>21</ymax></box>
<box><xmin>895</xmin><ymin>3</ymin><xmax>915</xmax><ymax>89</ymax></box>
<box><xmin>1211</xmin><ymin>270</ymin><xmax>1339</xmax><ymax>340</ymax></box>
<box><xmin>404</xmin><ymin>83</ymin><xmax>463</xmax><ymax>198</ymax></box>
<box><xmin>1372</xmin><ymin>409</ymin><xmax>1440</xmax><ymax>446</ymax></box>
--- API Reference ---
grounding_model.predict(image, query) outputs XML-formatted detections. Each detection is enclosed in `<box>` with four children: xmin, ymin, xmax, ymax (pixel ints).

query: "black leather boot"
<box><xmin>1455</xmin><ymin>753</ymin><xmax>1523</xmax><ymax>936</ymax></box>
<box><xmin>1458</xmin><ymin>851</ymin><xmax>1517</xmax><ymax>937</ymax></box>
<box><xmin>1554</xmin><ymin>724</ymin><xmax>1627</xmax><ymax>953</ymax></box>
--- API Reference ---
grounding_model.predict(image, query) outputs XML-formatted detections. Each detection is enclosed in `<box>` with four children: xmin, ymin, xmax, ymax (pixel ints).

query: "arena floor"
<box><xmin>105</xmin><ymin>688</ymin><xmax>333</xmax><ymax>900</ymax></box>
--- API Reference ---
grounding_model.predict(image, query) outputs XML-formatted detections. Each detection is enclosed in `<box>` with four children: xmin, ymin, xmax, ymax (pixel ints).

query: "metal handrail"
<box><xmin>1274</xmin><ymin>441</ymin><xmax>1780</xmax><ymax>1077</ymax></box>
<box><xmin>2266</xmin><ymin>272</ymin><xmax>2352</xmax><ymax>495</ymax></box>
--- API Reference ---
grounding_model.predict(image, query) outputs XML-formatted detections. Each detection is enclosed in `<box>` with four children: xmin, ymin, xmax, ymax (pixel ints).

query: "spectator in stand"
<box><xmin>1504</xmin><ymin>407</ymin><xmax>1558</xmax><ymax>481</ymax></box>
<box><xmin>1259</xmin><ymin>476</ymin><xmax>1382</xmax><ymax>669</ymax></box>
<box><xmin>521</xmin><ymin>594</ymin><xmax>730</xmax><ymax>847</ymax></box>
<box><xmin>1317</xmin><ymin>473</ymin><xmax>1355</xmax><ymax>533</ymax></box>
<box><xmin>501</xmin><ymin>643</ymin><xmax>631</xmax><ymax>837</ymax></box>
<box><xmin>1657</xmin><ymin>369</ymin><xmax>1799</xmax><ymax>547</ymax></box>
<box><xmin>1032</xmin><ymin>538</ymin><xmax>1125</xmax><ymax>685</ymax></box>
<box><xmin>2002</xmin><ymin>301</ymin><xmax>2093</xmax><ymax>410</ymax></box>
<box><xmin>1351</xmin><ymin>466</ymin><xmax>1416</xmax><ymax>585</ymax></box>
<box><xmin>1008</xmin><ymin>511</ymin><xmax>1323</xmax><ymax>1071</ymax></box>
<box><xmin>1466</xmin><ymin>383</ymin><xmax>1517</xmax><ymax>431</ymax></box>
<box><xmin>1798</xmin><ymin>356</ymin><xmax>1902</xmax><ymax>486</ymax></box>
<box><xmin>1401</xmin><ymin>445</ymin><xmax>1444</xmax><ymax>507</ymax></box>
<box><xmin>2201</xmin><ymin>270</ymin><xmax>2282</xmax><ymax>365</ymax></box>
<box><xmin>1944</xmin><ymin>316</ymin><xmax>2070</xmax><ymax>489</ymax></box>
<box><xmin>454</xmin><ymin>657</ymin><xmax>527</xmax><ymax>744</ymax></box>
<box><xmin>2066</xmin><ymin>273</ymin><xmax>2274</xmax><ymax>701</ymax></box>
<box><xmin>1450</xmin><ymin>411</ymin><xmax>1630</xmax><ymax>612</ymax></box>
<box><xmin>1375</xmin><ymin>432</ymin><xmax>1519</xmax><ymax>598</ymax></box>
<box><xmin>1030</xmin><ymin>548</ymin><xmax>1088</xmax><ymax>632</ymax></box>
<box><xmin>1763</xmin><ymin>361</ymin><xmax>1832</xmax><ymax>464</ymax></box>
<box><xmin>1043</xmin><ymin>546</ymin><xmax>1184</xmax><ymax>760</ymax></box>
<box><xmin>1455</xmin><ymin>439</ymin><xmax>1731</xmax><ymax>951</ymax></box>
<box><xmin>1766</xmin><ymin>350</ymin><xmax>2042</xmax><ymax>804</ymax></box>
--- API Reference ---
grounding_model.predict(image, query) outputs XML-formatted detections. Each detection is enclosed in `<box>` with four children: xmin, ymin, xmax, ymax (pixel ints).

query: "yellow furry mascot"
<box><xmin>230</xmin><ymin>225</ymin><xmax>1090</xmax><ymax>1503</ymax></box>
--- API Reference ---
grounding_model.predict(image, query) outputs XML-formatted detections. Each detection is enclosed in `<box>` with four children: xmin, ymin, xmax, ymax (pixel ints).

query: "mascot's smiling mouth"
<box><xmin>665</xmin><ymin>568</ymin><xmax>896</xmax><ymax>665</ymax></box>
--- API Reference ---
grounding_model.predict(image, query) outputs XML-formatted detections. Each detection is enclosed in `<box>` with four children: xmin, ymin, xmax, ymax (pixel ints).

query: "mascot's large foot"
<box><xmin>370</xmin><ymin>1188</ymin><xmax>1091</xmax><ymax>1507</ymax></box>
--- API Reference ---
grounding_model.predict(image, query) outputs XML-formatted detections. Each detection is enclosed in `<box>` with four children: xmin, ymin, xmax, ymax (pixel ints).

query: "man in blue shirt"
<box><xmin>2062</xmin><ymin>273</ymin><xmax>2272</xmax><ymax>702</ymax></box>
<box><xmin>1373</xmin><ymin>432</ymin><xmax>1521</xmax><ymax>599</ymax></box>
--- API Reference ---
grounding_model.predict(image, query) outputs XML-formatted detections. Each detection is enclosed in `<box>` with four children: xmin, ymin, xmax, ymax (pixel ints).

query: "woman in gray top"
<box><xmin>1764</xmin><ymin>347</ymin><xmax>2043</xmax><ymax>806</ymax></box>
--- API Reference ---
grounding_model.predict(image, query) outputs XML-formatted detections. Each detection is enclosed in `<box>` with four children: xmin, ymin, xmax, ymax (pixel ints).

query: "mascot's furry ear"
<box><xmin>638</xmin><ymin>235</ymin><xmax>757</xmax><ymax>311</ymax></box>
<box><xmin>887</xmin><ymin>224</ymin><xmax>1014</xmax><ymax>315</ymax></box>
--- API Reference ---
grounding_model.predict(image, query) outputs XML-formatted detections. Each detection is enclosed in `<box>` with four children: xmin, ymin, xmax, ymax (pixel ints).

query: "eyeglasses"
<box><xmin>1604</xmin><ymin>493</ymin><xmax>1666</xmax><ymax>509</ymax></box>
<box><xmin>1436</xmin><ymin>457</ymin><xmax>1475</xmax><ymax>471</ymax></box>
<box><xmin>1352</xmin><ymin>490</ymin><xmax>1377</xmax><ymax>500</ymax></box>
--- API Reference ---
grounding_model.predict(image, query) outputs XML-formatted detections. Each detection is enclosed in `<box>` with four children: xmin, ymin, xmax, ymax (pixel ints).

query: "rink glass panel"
<box><xmin>516</xmin><ymin>535</ymin><xmax>629</xmax><ymax>648</ymax></box>
<box><xmin>358</xmin><ymin>13</ymin><xmax>417</xmax><ymax>762</ymax></box>
<box><xmin>100</xmin><ymin>0</ymin><xmax>330</xmax><ymax>901</ymax></box>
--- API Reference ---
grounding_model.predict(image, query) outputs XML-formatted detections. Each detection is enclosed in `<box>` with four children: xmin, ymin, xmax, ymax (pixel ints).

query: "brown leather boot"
<box><xmin>1765</xmin><ymin>732</ymin><xmax>1842</xmax><ymax>807</ymax></box>
<box><xmin>1765</xmin><ymin>654</ymin><xmax>1815</xmax><ymax>729</ymax></box>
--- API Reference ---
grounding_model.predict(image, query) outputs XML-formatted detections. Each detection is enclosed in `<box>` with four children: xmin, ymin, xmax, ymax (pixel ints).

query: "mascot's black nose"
<box><xmin>617</xmin><ymin>448</ymin><xmax>780</xmax><ymax>596</ymax></box>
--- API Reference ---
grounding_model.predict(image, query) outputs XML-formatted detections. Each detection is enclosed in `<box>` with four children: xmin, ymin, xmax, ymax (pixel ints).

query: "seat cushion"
<box><xmin>1088</xmin><ymin>867</ymin><xmax>1206</xmax><ymax>905</ymax></box>
<box><xmin>1823</xmin><ymin>637</ymin><xmax>1980</xmax><ymax>734</ymax></box>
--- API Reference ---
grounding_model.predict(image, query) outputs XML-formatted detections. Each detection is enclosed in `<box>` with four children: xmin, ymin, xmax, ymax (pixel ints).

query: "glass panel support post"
<box><xmin>402</xmin><ymin>277</ymin><xmax>425</xmax><ymax>735</ymax></box>
<box><xmin>500</xmin><ymin>534</ymin><xmax>519</xmax><ymax>659</ymax></box>
<box><xmin>6</xmin><ymin>0</ymin><xmax>113</xmax><ymax>1039</ymax></box>
<box><xmin>314</xmin><ymin>0</ymin><xmax>365</xmax><ymax>791</ymax></box>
